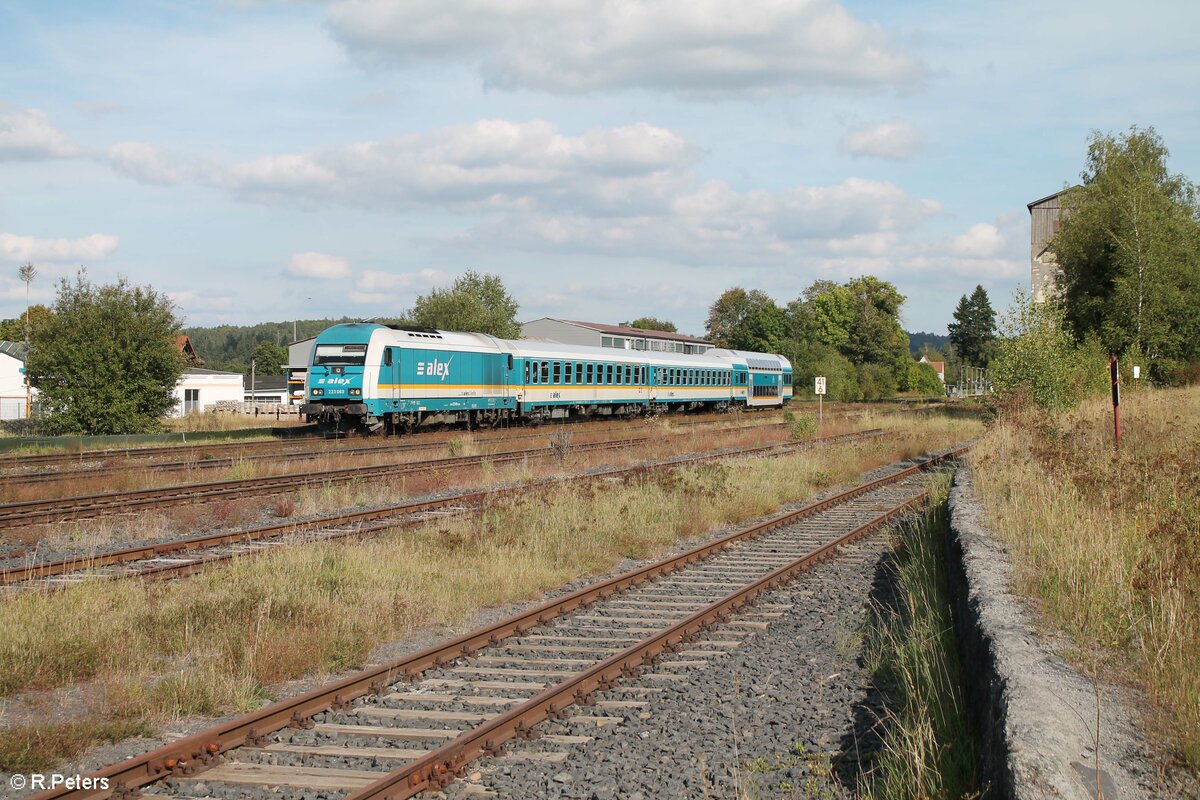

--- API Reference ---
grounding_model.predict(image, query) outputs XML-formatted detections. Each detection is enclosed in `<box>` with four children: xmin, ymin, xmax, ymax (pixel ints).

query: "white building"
<box><xmin>0</xmin><ymin>341</ymin><xmax>35</xmax><ymax>421</ymax></box>
<box><xmin>171</xmin><ymin>368</ymin><xmax>245</xmax><ymax>417</ymax></box>
<box><xmin>520</xmin><ymin>318</ymin><xmax>714</xmax><ymax>355</ymax></box>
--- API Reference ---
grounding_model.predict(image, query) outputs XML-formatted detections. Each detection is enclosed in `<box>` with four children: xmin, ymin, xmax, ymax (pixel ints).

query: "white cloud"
<box><xmin>0</xmin><ymin>232</ymin><xmax>120</xmax><ymax>263</ymax></box>
<box><xmin>287</xmin><ymin>251</ymin><xmax>351</xmax><ymax>279</ymax></box>
<box><xmin>349</xmin><ymin>268</ymin><xmax>449</xmax><ymax>304</ymax></box>
<box><xmin>326</xmin><ymin>0</ymin><xmax>925</xmax><ymax>96</ymax></box>
<box><xmin>212</xmin><ymin>120</ymin><xmax>694</xmax><ymax>212</ymax></box>
<box><xmin>0</xmin><ymin>109</ymin><xmax>77</xmax><ymax>161</ymax></box>
<box><xmin>840</xmin><ymin>120</ymin><xmax>925</xmax><ymax>160</ymax></box>
<box><xmin>168</xmin><ymin>289</ymin><xmax>234</xmax><ymax>311</ymax></box>
<box><xmin>951</xmin><ymin>222</ymin><xmax>1006</xmax><ymax>258</ymax></box>
<box><xmin>108</xmin><ymin>141</ymin><xmax>183</xmax><ymax>185</ymax></box>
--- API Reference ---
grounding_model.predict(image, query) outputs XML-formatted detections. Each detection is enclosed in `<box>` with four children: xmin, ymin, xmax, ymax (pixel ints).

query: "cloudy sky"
<box><xmin>1</xmin><ymin>1</ymin><xmax>1197</xmax><ymax>337</ymax></box>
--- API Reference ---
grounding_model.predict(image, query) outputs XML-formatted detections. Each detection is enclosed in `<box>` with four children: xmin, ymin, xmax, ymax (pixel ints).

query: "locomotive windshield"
<box><xmin>314</xmin><ymin>344</ymin><xmax>367</xmax><ymax>366</ymax></box>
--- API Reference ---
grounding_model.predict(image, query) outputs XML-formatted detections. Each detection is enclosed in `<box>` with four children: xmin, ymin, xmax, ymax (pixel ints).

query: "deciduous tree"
<box><xmin>622</xmin><ymin>317</ymin><xmax>677</xmax><ymax>332</ymax></box>
<box><xmin>0</xmin><ymin>304</ymin><xmax>52</xmax><ymax>342</ymax></box>
<box><xmin>1052</xmin><ymin>126</ymin><xmax>1200</xmax><ymax>381</ymax></box>
<box><xmin>248</xmin><ymin>341</ymin><xmax>288</xmax><ymax>376</ymax></box>
<box><xmin>704</xmin><ymin>288</ymin><xmax>786</xmax><ymax>351</ymax></box>
<box><xmin>408</xmin><ymin>271</ymin><xmax>521</xmax><ymax>338</ymax></box>
<box><xmin>26</xmin><ymin>272</ymin><xmax>184</xmax><ymax>434</ymax></box>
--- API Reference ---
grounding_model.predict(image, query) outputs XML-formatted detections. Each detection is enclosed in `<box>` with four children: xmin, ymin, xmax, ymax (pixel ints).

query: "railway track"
<box><xmin>0</xmin><ymin>411</ymin><xmax>782</xmax><ymax>475</ymax></box>
<box><xmin>0</xmin><ymin>429</ymin><xmax>886</xmax><ymax>592</ymax></box>
<box><xmin>0</xmin><ymin>417</ymin><xmax>791</xmax><ymax>492</ymax></box>
<box><xmin>26</xmin><ymin>445</ymin><xmax>964</xmax><ymax>800</ymax></box>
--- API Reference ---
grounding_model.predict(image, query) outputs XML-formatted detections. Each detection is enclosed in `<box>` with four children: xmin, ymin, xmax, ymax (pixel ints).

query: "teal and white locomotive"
<box><xmin>302</xmin><ymin>323</ymin><xmax>792</xmax><ymax>435</ymax></box>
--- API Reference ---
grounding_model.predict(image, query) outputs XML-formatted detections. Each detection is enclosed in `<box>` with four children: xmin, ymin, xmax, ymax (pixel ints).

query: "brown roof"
<box><xmin>558</xmin><ymin>319</ymin><xmax>712</xmax><ymax>345</ymax></box>
<box><xmin>175</xmin><ymin>335</ymin><xmax>204</xmax><ymax>366</ymax></box>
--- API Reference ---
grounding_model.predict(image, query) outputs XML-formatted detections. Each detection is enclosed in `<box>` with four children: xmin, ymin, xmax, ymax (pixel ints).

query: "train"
<box><xmin>300</xmin><ymin>322</ymin><xmax>793</xmax><ymax>435</ymax></box>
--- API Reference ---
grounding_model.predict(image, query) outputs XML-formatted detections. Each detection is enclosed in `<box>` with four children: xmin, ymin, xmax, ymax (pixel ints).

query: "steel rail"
<box><xmin>24</xmin><ymin>443</ymin><xmax>964</xmax><ymax>800</ymax></box>
<box><xmin>0</xmin><ymin>418</ymin><xmax>792</xmax><ymax>490</ymax></box>
<box><xmin>0</xmin><ymin>436</ymin><xmax>657</xmax><ymax>528</ymax></box>
<box><xmin>351</xmin><ymin>490</ymin><xmax>934</xmax><ymax>799</ymax></box>
<box><xmin>0</xmin><ymin>410</ymin><xmax>783</xmax><ymax>472</ymax></box>
<box><xmin>0</xmin><ymin>429</ymin><xmax>885</xmax><ymax>589</ymax></box>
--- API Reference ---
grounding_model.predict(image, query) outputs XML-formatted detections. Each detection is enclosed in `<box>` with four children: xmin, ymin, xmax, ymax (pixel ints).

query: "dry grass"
<box><xmin>0</xmin><ymin>412</ymin><xmax>980</xmax><ymax>769</ymax></box>
<box><xmin>162</xmin><ymin>412</ymin><xmax>304</xmax><ymax>433</ymax></box>
<box><xmin>860</xmin><ymin>475</ymin><xmax>981</xmax><ymax>800</ymax></box>
<box><xmin>971</xmin><ymin>385</ymin><xmax>1200</xmax><ymax>769</ymax></box>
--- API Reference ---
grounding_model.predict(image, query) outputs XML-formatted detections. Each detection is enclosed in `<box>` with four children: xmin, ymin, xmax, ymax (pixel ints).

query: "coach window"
<box><xmin>565</xmin><ymin>362</ymin><xmax>573</xmax><ymax>384</ymax></box>
<box><xmin>524</xmin><ymin>362</ymin><xmax>530</xmax><ymax>383</ymax></box>
<box><xmin>552</xmin><ymin>361</ymin><xmax>560</xmax><ymax>383</ymax></box>
<box><xmin>541</xmin><ymin>362</ymin><xmax>550</xmax><ymax>384</ymax></box>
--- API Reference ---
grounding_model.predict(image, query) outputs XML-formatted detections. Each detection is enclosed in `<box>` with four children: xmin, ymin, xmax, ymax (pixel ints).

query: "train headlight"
<box><xmin>311</xmin><ymin>388</ymin><xmax>324</xmax><ymax>396</ymax></box>
<box><xmin>350</xmin><ymin>388</ymin><xmax>361</xmax><ymax>396</ymax></box>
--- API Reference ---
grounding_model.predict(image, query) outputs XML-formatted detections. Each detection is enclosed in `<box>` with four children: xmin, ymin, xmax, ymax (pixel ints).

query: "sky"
<box><xmin>1</xmin><ymin>1</ymin><xmax>1198</xmax><ymax>338</ymax></box>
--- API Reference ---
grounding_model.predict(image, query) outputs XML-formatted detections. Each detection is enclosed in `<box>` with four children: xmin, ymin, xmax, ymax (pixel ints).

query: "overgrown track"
<box><xmin>0</xmin><ymin>418</ymin><xmax>790</xmax><ymax>492</ymax></box>
<box><xmin>0</xmin><ymin>411</ymin><xmax>782</xmax><ymax>475</ymax></box>
<box><xmin>26</xmin><ymin>445</ymin><xmax>965</xmax><ymax>800</ymax></box>
<box><xmin>0</xmin><ymin>429</ymin><xmax>885</xmax><ymax>592</ymax></box>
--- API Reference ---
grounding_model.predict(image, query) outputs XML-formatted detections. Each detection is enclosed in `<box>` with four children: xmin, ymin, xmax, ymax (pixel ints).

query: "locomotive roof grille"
<box><xmin>746</xmin><ymin>357</ymin><xmax>782</xmax><ymax>371</ymax></box>
<box><xmin>383</xmin><ymin>324</ymin><xmax>444</xmax><ymax>339</ymax></box>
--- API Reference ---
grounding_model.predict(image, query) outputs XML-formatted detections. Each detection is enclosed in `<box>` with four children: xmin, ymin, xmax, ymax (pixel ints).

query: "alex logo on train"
<box><xmin>317</xmin><ymin>376</ymin><xmax>353</xmax><ymax>385</ymax></box>
<box><xmin>416</xmin><ymin>357</ymin><xmax>453</xmax><ymax>381</ymax></box>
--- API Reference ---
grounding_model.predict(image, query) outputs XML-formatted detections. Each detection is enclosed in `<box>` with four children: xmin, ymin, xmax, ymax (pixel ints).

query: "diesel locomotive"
<box><xmin>301</xmin><ymin>322</ymin><xmax>792</xmax><ymax>435</ymax></box>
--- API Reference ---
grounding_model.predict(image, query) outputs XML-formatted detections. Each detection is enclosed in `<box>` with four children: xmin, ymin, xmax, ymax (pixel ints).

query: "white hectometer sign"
<box><xmin>815</xmin><ymin>376</ymin><xmax>827</xmax><ymax>395</ymax></box>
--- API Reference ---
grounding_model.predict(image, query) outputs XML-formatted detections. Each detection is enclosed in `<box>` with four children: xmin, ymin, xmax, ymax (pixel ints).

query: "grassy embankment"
<box><xmin>971</xmin><ymin>385</ymin><xmax>1200</xmax><ymax>769</ymax></box>
<box><xmin>0</xmin><ymin>411</ymin><xmax>980</xmax><ymax>771</ymax></box>
<box><xmin>859</xmin><ymin>474</ymin><xmax>980</xmax><ymax>800</ymax></box>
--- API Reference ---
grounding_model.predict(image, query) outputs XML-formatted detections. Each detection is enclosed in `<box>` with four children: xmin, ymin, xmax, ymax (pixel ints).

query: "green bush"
<box><xmin>857</xmin><ymin>362</ymin><xmax>897</xmax><ymax>400</ymax></box>
<box><xmin>990</xmin><ymin>290</ymin><xmax>1108</xmax><ymax>410</ymax></box>
<box><xmin>907</xmin><ymin>361</ymin><xmax>944</xmax><ymax>395</ymax></box>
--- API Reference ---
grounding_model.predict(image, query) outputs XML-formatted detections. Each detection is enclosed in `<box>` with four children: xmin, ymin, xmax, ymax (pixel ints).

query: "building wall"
<box><xmin>286</xmin><ymin>338</ymin><xmax>317</xmax><ymax>405</ymax></box>
<box><xmin>0</xmin><ymin>352</ymin><xmax>33</xmax><ymax>420</ymax></box>
<box><xmin>521</xmin><ymin>319</ymin><xmax>712</xmax><ymax>354</ymax></box>
<box><xmin>1030</xmin><ymin>193</ymin><xmax>1064</xmax><ymax>303</ymax></box>
<box><xmin>521</xmin><ymin>319</ymin><xmax>602</xmax><ymax>348</ymax></box>
<box><xmin>171</xmin><ymin>372</ymin><xmax>245</xmax><ymax>417</ymax></box>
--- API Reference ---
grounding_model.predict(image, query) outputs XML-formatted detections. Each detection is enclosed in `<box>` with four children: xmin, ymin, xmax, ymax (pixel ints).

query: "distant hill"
<box><xmin>184</xmin><ymin>318</ymin><xmax>362</xmax><ymax>374</ymax></box>
<box><xmin>907</xmin><ymin>330</ymin><xmax>950</xmax><ymax>355</ymax></box>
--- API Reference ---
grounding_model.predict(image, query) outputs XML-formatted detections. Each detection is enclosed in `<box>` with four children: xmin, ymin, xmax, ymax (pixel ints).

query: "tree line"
<box><xmin>8</xmin><ymin>125</ymin><xmax>1193</xmax><ymax>433</ymax></box>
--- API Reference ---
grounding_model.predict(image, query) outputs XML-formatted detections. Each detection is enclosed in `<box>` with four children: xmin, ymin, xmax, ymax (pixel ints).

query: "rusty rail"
<box><xmin>0</xmin><ymin>429</ymin><xmax>885</xmax><ymax>589</ymax></box>
<box><xmin>24</xmin><ymin>443</ymin><xmax>965</xmax><ymax>800</ymax></box>
<box><xmin>0</xmin><ymin>418</ymin><xmax>791</xmax><ymax>489</ymax></box>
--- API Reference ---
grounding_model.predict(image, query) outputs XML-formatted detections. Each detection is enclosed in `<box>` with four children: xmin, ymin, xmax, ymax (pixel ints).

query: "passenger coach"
<box><xmin>301</xmin><ymin>323</ymin><xmax>792</xmax><ymax>435</ymax></box>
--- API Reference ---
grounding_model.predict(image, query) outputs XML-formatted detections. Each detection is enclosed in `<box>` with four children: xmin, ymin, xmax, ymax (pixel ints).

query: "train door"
<box><xmin>383</xmin><ymin>346</ymin><xmax>400</xmax><ymax>403</ymax></box>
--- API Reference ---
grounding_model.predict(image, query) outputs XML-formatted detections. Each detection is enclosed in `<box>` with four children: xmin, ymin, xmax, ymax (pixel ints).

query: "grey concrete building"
<box><xmin>520</xmin><ymin>318</ymin><xmax>714</xmax><ymax>354</ymax></box>
<box><xmin>1028</xmin><ymin>190</ymin><xmax>1071</xmax><ymax>302</ymax></box>
<box><xmin>285</xmin><ymin>336</ymin><xmax>317</xmax><ymax>405</ymax></box>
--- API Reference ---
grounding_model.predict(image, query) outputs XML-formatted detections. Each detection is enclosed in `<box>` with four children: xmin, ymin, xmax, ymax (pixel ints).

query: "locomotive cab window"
<box><xmin>314</xmin><ymin>344</ymin><xmax>367</xmax><ymax>366</ymax></box>
<box><xmin>383</xmin><ymin>348</ymin><xmax>393</xmax><ymax>367</ymax></box>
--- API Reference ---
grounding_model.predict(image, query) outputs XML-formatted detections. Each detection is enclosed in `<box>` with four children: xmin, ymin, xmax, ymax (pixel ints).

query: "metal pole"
<box><xmin>1110</xmin><ymin>355</ymin><xmax>1121</xmax><ymax>449</ymax></box>
<box><xmin>251</xmin><ymin>359</ymin><xmax>256</xmax><ymax>409</ymax></box>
